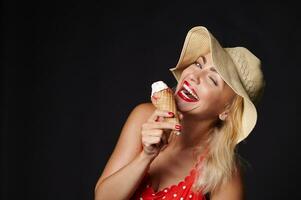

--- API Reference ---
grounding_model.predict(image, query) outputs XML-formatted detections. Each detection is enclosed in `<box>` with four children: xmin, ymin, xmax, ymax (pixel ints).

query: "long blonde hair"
<box><xmin>193</xmin><ymin>94</ymin><xmax>244</xmax><ymax>194</ymax></box>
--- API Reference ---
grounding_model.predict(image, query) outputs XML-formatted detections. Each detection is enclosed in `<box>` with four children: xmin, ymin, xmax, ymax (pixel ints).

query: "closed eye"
<box><xmin>210</xmin><ymin>76</ymin><xmax>218</xmax><ymax>86</ymax></box>
<box><xmin>194</xmin><ymin>61</ymin><xmax>218</xmax><ymax>86</ymax></box>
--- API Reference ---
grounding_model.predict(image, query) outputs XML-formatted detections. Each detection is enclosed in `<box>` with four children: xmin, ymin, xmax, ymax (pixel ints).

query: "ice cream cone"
<box><xmin>151</xmin><ymin>81</ymin><xmax>181</xmax><ymax>136</ymax></box>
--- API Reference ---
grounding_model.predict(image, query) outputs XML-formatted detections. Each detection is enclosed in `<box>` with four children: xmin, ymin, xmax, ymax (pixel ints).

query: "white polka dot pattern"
<box><xmin>132</xmin><ymin>152</ymin><xmax>209</xmax><ymax>199</ymax></box>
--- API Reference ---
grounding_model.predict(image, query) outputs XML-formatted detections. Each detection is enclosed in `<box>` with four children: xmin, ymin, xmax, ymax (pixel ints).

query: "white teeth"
<box><xmin>183</xmin><ymin>84</ymin><xmax>199</xmax><ymax>100</ymax></box>
<box><xmin>180</xmin><ymin>90</ymin><xmax>191</xmax><ymax>99</ymax></box>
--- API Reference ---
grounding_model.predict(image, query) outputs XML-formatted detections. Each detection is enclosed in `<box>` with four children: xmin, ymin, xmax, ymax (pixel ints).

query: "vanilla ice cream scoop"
<box><xmin>151</xmin><ymin>81</ymin><xmax>169</xmax><ymax>97</ymax></box>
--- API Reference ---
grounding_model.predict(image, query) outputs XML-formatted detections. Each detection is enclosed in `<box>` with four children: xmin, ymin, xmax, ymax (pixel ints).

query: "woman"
<box><xmin>94</xmin><ymin>26</ymin><xmax>265</xmax><ymax>200</ymax></box>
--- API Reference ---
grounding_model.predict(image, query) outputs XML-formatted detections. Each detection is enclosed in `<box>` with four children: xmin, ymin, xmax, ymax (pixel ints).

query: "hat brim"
<box><xmin>169</xmin><ymin>26</ymin><xmax>257</xmax><ymax>144</ymax></box>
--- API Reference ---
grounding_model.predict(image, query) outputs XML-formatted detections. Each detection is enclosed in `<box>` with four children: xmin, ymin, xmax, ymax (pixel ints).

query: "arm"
<box><xmin>94</xmin><ymin>151</ymin><xmax>153</xmax><ymax>200</ymax></box>
<box><xmin>94</xmin><ymin>103</ymin><xmax>156</xmax><ymax>200</ymax></box>
<box><xmin>94</xmin><ymin>102</ymin><xmax>179</xmax><ymax>200</ymax></box>
<box><xmin>210</xmin><ymin>165</ymin><xmax>245</xmax><ymax>200</ymax></box>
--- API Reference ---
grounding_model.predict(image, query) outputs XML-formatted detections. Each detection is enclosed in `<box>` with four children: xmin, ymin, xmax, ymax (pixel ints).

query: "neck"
<box><xmin>169</xmin><ymin>114</ymin><xmax>217</xmax><ymax>152</ymax></box>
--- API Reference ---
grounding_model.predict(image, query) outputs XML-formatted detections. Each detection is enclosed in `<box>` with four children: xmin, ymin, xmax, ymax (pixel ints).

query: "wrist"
<box><xmin>139</xmin><ymin>151</ymin><xmax>157</xmax><ymax>163</ymax></box>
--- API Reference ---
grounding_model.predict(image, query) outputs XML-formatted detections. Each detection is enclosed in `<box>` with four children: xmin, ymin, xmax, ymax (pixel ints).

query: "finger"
<box><xmin>142</xmin><ymin>122</ymin><xmax>181</xmax><ymax>131</ymax></box>
<box><xmin>142</xmin><ymin>129</ymin><xmax>163</xmax><ymax>137</ymax></box>
<box><xmin>155</xmin><ymin>116</ymin><xmax>164</xmax><ymax>122</ymax></box>
<box><xmin>148</xmin><ymin>121</ymin><xmax>182</xmax><ymax>131</ymax></box>
<box><xmin>143</xmin><ymin>136</ymin><xmax>161</xmax><ymax>145</ymax></box>
<box><xmin>148</xmin><ymin>109</ymin><xmax>175</xmax><ymax>122</ymax></box>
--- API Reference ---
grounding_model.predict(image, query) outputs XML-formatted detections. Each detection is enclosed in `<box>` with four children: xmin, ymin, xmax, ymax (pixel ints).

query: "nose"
<box><xmin>188</xmin><ymin>73</ymin><xmax>199</xmax><ymax>85</ymax></box>
<box><xmin>187</xmin><ymin>69</ymin><xmax>207</xmax><ymax>85</ymax></box>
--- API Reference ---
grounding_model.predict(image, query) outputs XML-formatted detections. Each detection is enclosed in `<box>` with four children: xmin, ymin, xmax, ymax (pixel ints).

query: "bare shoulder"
<box><xmin>124</xmin><ymin>102</ymin><xmax>156</xmax><ymax>128</ymax></box>
<box><xmin>210</xmin><ymin>163</ymin><xmax>245</xmax><ymax>200</ymax></box>
<box><xmin>95</xmin><ymin>102</ymin><xmax>155</xmax><ymax>187</ymax></box>
<box><xmin>132</xmin><ymin>102</ymin><xmax>156</xmax><ymax>118</ymax></box>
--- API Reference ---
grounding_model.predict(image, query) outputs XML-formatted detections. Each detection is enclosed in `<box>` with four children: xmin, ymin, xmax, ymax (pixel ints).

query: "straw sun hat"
<box><xmin>169</xmin><ymin>26</ymin><xmax>265</xmax><ymax>144</ymax></box>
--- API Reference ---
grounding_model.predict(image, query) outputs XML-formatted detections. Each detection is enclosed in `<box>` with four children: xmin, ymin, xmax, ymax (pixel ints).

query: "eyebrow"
<box><xmin>200</xmin><ymin>55</ymin><xmax>218</xmax><ymax>74</ymax></box>
<box><xmin>200</xmin><ymin>55</ymin><xmax>206</xmax><ymax>64</ymax></box>
<box><xmin>210</xmin><ymin>67</ymin><xmax>218</xmax><ymax>74</ymax></box>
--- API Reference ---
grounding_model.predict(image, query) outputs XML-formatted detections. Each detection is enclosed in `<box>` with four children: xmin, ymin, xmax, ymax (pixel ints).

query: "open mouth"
<box><xmin>177</xmin><ymin>81</ymin><xmax>199</xmax><ymax>102</ymax></box>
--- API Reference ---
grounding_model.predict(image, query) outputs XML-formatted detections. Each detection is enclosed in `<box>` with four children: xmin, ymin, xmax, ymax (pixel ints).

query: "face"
<box><xmin>174</xmin><ymin>52</ymin><xmax>236</xmax><ymax>120</ymax></box>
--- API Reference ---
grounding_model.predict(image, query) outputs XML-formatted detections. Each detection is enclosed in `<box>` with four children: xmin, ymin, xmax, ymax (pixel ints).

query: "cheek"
<box><xmin>180</xmin><ymin>66</ymin><xmax>194</xmax><ymax>79</ymax></box>
<box><xmin>177</xmin><ymin>67</ymin><xmax>194</xmax><ymax>86</ymax></box>
<box><xmin>179</xmin><ymin>70</ymin><xmax>187</xmax><ymax>81</ymax></box>
<box><xmin>198</xmin><ymin>85</ymin><xmax>219</xmax><ymax>101</ymax></box>
<box><xmin>176</xmin><ymin>71</ymin><xmax>188</xmax><ymax>89</ymax></box>
<box><xmin>199</xmin><ymin>90</ymin><xmax>223</xmax><ymax>111</ymax></box>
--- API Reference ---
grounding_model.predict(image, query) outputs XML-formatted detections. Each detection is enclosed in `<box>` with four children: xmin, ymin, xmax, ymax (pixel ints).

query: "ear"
<box><xmin>219</xmin><ymin>104</ymin><xmax>231</xmax><ymax>121</ymax></box>
<box><xmin>219</xmin><ymin>112</ymin><xmax>228</xmax><ymax>121</ymax></box>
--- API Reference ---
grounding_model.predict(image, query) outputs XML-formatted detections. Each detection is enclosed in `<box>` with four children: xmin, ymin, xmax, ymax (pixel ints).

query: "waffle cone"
<box><xmin>152</xmin><ymin>88</ymin><xmax>180</xmax><ymax>125</ymax></box>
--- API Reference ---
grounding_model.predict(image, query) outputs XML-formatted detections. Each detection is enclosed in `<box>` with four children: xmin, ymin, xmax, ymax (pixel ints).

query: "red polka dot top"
<box><xmin>130</xmin><ymin>150</ymin><xmax>209</xmax><ymax>200</ymax></box>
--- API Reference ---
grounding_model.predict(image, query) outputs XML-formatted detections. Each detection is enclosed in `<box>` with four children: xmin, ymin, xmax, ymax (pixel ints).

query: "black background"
<box><xmin>2</xmin><ymin>1</ymin><xmax>300</xmax><ymax>200</ymax></box>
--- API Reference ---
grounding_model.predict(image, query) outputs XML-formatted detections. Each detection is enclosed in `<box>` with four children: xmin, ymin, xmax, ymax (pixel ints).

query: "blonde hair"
<box><xmin>192</xmin><ymin>94</ymin><xmax>244</xmax><ymax>194</ymax></box>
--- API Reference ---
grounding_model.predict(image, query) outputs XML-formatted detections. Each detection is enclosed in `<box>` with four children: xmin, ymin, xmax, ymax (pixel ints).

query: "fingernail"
<box><xmin>175</xmin><ymin>124</ymin><xmax>182</xmax><ymax>130</ymax></box>
<box><xmin>168</xmin><ymin>112</ymin><xmax>174</xmax><ymax>116</ymax></box>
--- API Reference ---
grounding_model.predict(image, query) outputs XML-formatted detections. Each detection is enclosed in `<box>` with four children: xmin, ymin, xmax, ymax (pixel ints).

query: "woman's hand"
<box><xmin>141</xmin><ymin>109</ymin><xmax>182</xmax><ymax>159</ymax></box>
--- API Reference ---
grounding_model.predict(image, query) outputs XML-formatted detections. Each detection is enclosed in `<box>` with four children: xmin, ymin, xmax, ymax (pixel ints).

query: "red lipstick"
<box><xmin>176</xmin><ymin>81</ymin><xmax>199</xmax><ymax>102</ymax></box>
